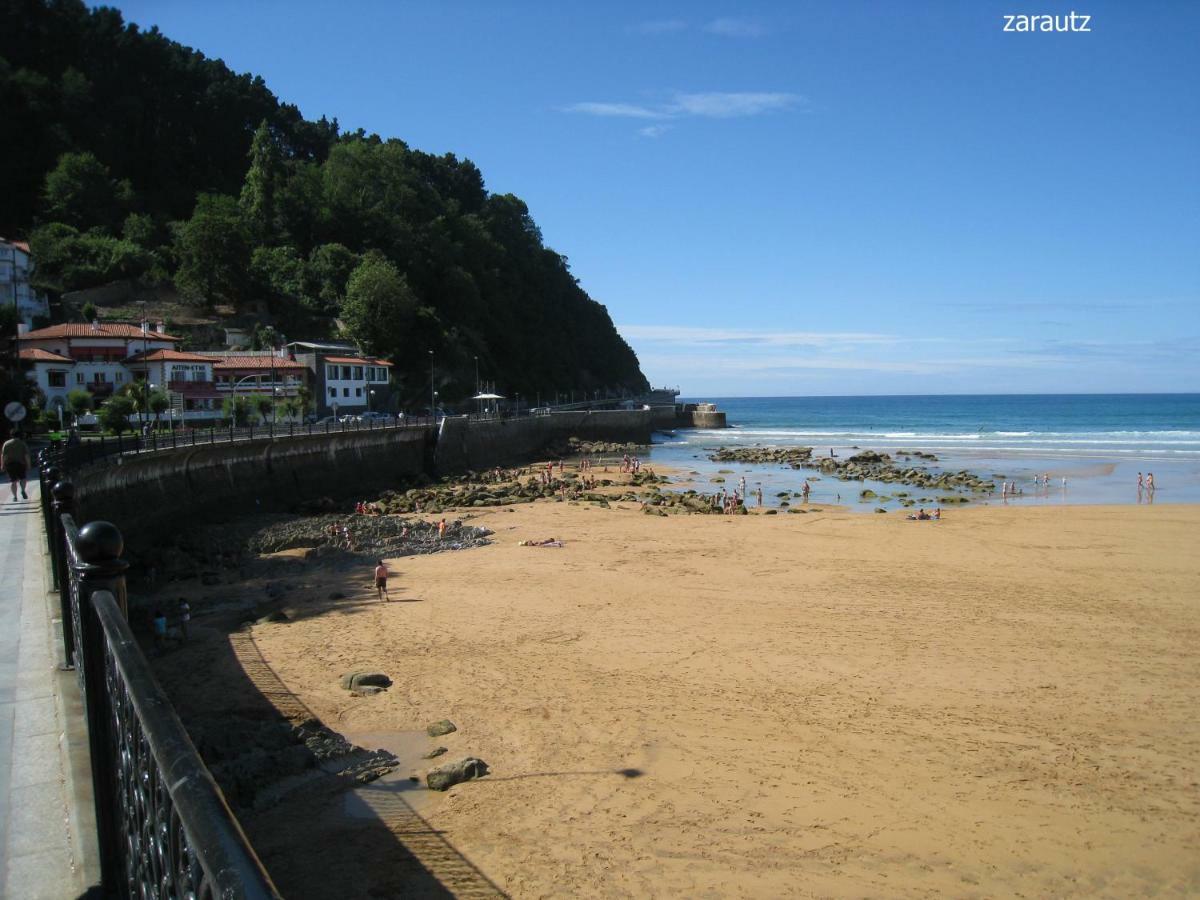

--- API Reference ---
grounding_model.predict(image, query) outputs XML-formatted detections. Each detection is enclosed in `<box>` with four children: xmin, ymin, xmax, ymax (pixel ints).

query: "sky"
<box><xmin>110</xmin><ymin>1</ymin><xmax>1199</xmax><ymax>396</ymax></box>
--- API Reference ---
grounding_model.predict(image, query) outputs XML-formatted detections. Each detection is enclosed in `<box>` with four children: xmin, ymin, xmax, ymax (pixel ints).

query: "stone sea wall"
<box><xmin>72</xmin><ymin>410</ymin><xmax>656</xmax><ymax>545</ymax></box>
<box><xmin>73</xmin><ymin>426</ymin><xmax>432</xmax><ymax>544</ymax></box>
<box><xmin>434</xmin><ymin>409</ymin><xmax>654</xmax><ymax>473</ymax></box>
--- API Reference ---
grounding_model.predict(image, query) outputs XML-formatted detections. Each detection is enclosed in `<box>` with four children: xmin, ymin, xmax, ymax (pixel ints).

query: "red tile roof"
<box><xmin>125</xmin><ymin>349</ymin><xmax>214</xmax><ymax>363</ymax></box>
<box><xmin>18</xmin><ymin>348</ymin><xmax>74</xmax><ymax>363</ymax></box>
<box><xmin>324</xmin><ymin>356</ymin><xmax>393</xmax><ymax>366</ymax></box>
<box><xmin>20</xmin><ymin>323</ymin><xmax>182</xmax><ymax>341</ymax></box>
<box><xmin>212</xmin><ymin>356</ymin><xmax>306</xmax><ymax>370</ymax></box>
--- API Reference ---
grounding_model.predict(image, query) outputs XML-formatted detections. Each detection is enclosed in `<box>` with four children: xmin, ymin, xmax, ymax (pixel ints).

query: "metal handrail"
<box><xmin>55</xmin><ymin>509</ymin><xmax>279</xmax><ymax>898</ymax></box>
<box><xmin>92</xmin><ymin>588</ymin><xmax>281</xmax><ymax>899</ymax></box>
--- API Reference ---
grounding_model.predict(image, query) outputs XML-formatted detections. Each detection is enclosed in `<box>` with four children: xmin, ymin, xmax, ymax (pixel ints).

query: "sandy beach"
<box><xmin>224</xmin><ymin>489</ymin><xmax>1200</xmax><ymax>898</ymax></box>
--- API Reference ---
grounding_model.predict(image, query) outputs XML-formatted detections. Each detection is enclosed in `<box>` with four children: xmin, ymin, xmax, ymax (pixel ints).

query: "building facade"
<box><xmin>1</xmin><ymin>239</ymin><xmax>51</xmax><ymax>325</ymax></box>
<box><xmin>18</xmin><ymin>322</ymin><xmax>310</xmax><ymax>424</ymax></box>
<box><xmin>287</xmin><ymin>342</ymin><xmax>393</xmax><ymax>416</ymax></box>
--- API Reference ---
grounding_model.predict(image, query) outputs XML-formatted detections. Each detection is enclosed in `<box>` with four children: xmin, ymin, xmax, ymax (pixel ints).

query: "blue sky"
<box><xmin>112</xmin><ymin>1</ymin><xmax>1199</xmax><ymax>395</ymax></box>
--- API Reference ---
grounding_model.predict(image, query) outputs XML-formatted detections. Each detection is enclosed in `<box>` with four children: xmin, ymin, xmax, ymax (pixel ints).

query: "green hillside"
<box><xmin>0</xmin><ymin>0</ymin><xmax>649</xmax><ymax>403</ymax></box>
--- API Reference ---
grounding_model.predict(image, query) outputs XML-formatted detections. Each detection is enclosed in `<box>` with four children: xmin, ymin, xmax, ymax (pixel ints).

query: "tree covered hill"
<box><xmin>1</xmin><ymin>0</ymin><xmax>649</xmax><ymax>403</ymax></box>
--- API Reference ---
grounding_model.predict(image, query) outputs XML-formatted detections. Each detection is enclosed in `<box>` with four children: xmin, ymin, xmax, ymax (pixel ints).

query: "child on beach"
<box><xmin>374</xmin><ymin>560</ymin><xmax>389</xmax><ymax>600</ymax></box>
<box><xmin>152</xmin><ymin>609</ymin><xmax>168</xmax><ymax>653</ymax></box>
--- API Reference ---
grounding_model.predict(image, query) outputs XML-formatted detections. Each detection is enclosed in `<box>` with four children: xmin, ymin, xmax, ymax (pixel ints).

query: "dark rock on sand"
<box><xmin>340</xmin><ymin>672</ymin><xmax>392</xmax><ymax>691</ymax></box>
<box><xmin>427</xmin><ymin>719</ymin><xmax>458</xmax><ymax>737</ymax></box>
<box><xmin>426</xmin><ymin>757</ymin><xmax>490</xmax><ymax>791</ymax></box>
<box><xmin>422</xmin><ymin>746</ymin><xmax>449</xmax><ymax>759</ymax></box>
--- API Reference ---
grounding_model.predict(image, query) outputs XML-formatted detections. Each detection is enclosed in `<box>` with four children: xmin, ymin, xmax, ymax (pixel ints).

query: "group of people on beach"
<box><xmin>620</xmin><ymin>454</ymin><xmax>642</xmax><ymax>474</ymax></box>
<box><xmin>906</xmin><ymin>508</ymin><xmax>941</xmax><ymax>521</ymax></box>
<box><xmin>1137</xmin><ymin>472</ymin><xmax>1157</xmax><ymax>502</ymax></box>
<box><xmin>1001</xmin><ymin>474</ymin><xmax>1066</xmax><ymax>498</ymax></box>
<box><xmin>150</xmin><ymin>599</ymin><xmax>191</xmax><ymax>654</ymax></box>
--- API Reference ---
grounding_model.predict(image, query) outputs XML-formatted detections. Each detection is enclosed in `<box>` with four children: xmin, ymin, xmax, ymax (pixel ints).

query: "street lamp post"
<box><xmin>428</xmin><ymin>350</ymin><xmax>435</xmax><ymax>419</ymax></box>
<box><xmin>368</xmin><ymin>389</ymin><xmax>375</xmax><ymax>413</ymax></box>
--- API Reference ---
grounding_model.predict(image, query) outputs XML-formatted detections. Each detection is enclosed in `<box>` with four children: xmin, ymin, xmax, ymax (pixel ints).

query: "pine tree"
<box><xmin>240</xmin><ymin>121</ymin><xmax>283</xmax><ymax>242</ymax></box>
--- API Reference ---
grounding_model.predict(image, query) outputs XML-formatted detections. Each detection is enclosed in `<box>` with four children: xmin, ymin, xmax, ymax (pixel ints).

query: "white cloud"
<box><xmin>619</xmin><ymin>325</ymin><xmax>899</xmax><ymax>348</ymax></box>
<box><xmin>638</xmin><ymin>124</ymin><xmax>673</xmax><ymax>139</ymax></box>
<box><xmin>703</xmin><ymin>18</ymin><xmax>766</xmax><ymax>38</ymax></box>
<box><xmin>563</xmin><ymin>101</ymin><xmax>662</xmax><ymax>119</ymax></box>
<box><xmin>673</xmin><ymin>91</ymin><xmax>801</xmax><ymax>118</ymax></box>
<box><xmin>564</xmin><ymin>92</ymin><xmax>804</xmax><ymax>128</ymax></box>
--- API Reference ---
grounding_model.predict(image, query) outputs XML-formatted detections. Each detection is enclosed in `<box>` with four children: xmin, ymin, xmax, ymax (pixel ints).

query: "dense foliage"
<box><xmin>2</xmin><ymin>0</ymin><xmax>648</xmax><ymax>402</ymax></box>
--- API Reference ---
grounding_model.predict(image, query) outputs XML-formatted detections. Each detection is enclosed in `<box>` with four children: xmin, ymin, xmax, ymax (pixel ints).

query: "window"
<box><xmin>92</xmin><ymin>372</ymin><xmax>107</xmax><ymax>384</ymax></box>
<box><xmin>326</xmin><ymin>365</ymin><xmax>337</xmax><ymax>380</ymax></box>
<box><xmin>355</xmin><ymin>387</ymin><xmax>362</xmax><ymax>397</ymax></box>
<box><xmin>328</xmin><ymin>387</ymin><xmax>336</xmax><ymax>398</ymax></box>
<box><xmin>341</xmin><ymin>366</ymin><xmax>351</xmax><ymax>380</ymax></box>
<box><xmin>353</xmin><ymin>366</ymin><xmax>363</xmax><ymax>380</ymax></box>
<box><xmin>48</xmin><ymin>371</ymin><xmax>66</xmax><ymax>388</ymax></box>
<box><xmin>75</xmin><ymin>372</ymin><xmax>84</xmax><ymax>384</ymax></box>
<box><xmin>342</xmin><ymin>387</ymin><xmax>349</xmax><ymax>397</ymax></box>
<box><xmin>115</xmin><ymin>372</ymin><xmax>125</xmax><ymax>383</ymax></box>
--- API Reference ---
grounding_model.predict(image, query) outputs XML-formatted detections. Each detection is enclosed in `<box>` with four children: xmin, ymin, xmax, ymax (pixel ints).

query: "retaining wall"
<box><xmin>74</xmin><ymin>426</ymin><xmax>431</xmax><ymax>544</ymax></box>
<box><xmin>72</xmin><ymin>410</ymin><xmax>656</xmax><ymax>545</ymax></box>
<box><xmin>434</xmin><ymin>409</ymin><xmax>654</xmax><ymax>473</ymax></box>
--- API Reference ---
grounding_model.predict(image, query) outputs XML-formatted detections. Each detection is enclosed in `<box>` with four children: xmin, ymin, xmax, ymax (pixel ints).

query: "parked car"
<box><xmin>359</xmin><ymin>411</ymin><xmax>392</xmax><ymax>421</ymax></box>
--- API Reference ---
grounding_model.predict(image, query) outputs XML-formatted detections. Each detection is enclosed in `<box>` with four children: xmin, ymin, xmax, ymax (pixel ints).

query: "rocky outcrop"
<box><xmin>708</xmin><ymin>447</ymin><xmax>814</xmax><ymax>467</ymax></box>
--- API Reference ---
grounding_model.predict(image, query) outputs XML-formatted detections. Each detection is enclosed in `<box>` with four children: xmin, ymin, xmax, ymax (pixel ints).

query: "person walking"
<box><xmin>152</xmin><ymin>609</ymin><xmax>168</xmax><ymax>654</ymax></box>
<box><xmin>178</xmin><ymin>599</ymin><xmax>191</xmax><ymax>643</ymax></box>
<box><xmin>374</xmin><ymin>560</ymin><xmax>389</xmax><ymax>600</ymax></box>
<box><xmin>2</xmin><ymin>430</ymin><xmax>31</xmax><ymax>501</ymax></box>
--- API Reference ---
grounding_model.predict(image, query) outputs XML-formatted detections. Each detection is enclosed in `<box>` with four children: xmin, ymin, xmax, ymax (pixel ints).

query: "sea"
<box><xmin>646</xmin><ymin>394</ymin><xmax>1200</xmax><ymax>511</ymax></box>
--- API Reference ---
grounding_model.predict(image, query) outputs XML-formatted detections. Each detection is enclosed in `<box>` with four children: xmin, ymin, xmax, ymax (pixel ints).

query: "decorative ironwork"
<box><xmin>103</xmin><ymin>614</ymin><xmax>210</xmax><ymax>898</ymax></box>
<box><xmin>49</xmin><ymin>506</ymin><xmax>280</xmax><ymax>898</ymax></box>
<box><xmin>62</xmin><ymin>516</ymin><xmax>86</xmax><ymax>690</ymax></box>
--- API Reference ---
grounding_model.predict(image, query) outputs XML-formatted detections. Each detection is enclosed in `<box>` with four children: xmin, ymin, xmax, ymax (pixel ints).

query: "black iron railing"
<box><xmin>56</xmin><ymin>415</ymin><xmax>438</xmax><ymax>471</ymax></box>
<box><xmin>39</xmin><ymin>447</ymin><xmax>279</xmax><ymax>899</ymax></box>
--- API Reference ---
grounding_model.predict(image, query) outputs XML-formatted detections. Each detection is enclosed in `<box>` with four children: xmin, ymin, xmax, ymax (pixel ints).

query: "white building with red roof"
<box><xmin>1</xmin><ymin>238</ymin><xmax>50</xmax><ymax>325</ymax></box>
<box><xmin>18</xmin><ymin>320</ymin><xmax>180</xmax><ymax>410</ymax></box>
<box><xmin>18</xmin><ymin>322</ymin><xmax>313</xmax><ymax>423</ymax></box>
<box><xmin>286</xmin><ymin>341</ymin><xmax>393</xmax><ymax>416</ymax></box>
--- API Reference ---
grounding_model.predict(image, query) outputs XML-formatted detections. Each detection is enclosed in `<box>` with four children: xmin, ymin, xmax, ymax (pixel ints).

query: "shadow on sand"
<box><xmin>151</xmin><ymin>608</ymin><xmax>509</xmax><ymax>898</ymax></box>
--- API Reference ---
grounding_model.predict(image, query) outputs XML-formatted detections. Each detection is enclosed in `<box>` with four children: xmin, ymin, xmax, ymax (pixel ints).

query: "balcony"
<box><xmin>169</xmin><ymin>380</ymin><xmax>216</xmax><ymax>393</ymax></box>
<box><xmin>86</xmin><ymin>382</ymin><xmax>115</xmax><ymax>398</ymax></box>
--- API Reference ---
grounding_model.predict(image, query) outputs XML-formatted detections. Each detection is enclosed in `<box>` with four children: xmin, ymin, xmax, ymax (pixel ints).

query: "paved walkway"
<box><xmin>0</xmin><ymin>482</ymin><xmax>95</xmax><ymax>898</ymax></box>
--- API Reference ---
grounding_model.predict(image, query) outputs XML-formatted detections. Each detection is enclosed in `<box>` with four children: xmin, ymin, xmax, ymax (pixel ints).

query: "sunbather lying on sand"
<box><xmin>519</xmin><ymin>538</ymin><xmax>565</xmax><ymax>547</ymax></box>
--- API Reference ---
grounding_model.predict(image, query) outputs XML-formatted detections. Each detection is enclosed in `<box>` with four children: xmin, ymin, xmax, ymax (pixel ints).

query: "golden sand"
<box><xmin>248</xmin><ymin>497</ymin><xmax>1200</xmax><ymax>897</ymax></box>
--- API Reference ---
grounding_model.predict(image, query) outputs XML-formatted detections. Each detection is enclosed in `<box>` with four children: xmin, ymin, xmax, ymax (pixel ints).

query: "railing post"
<box><xmin>51</xmin><ymin>483</ymin><xmax>75</xmax><ymax>654</ymax></box>
<box><xmin>41</xmin><ymin>462</ymin><xmax>60</xmax><ymax>563</ymax></box>
<box><xmin>73</xmin><ymin>520</ymin><xmax>129</xmax><ymax>893</ymax></box>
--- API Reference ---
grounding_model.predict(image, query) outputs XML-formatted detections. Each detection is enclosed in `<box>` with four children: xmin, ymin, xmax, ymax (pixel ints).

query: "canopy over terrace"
<box><xmin>472</xmin><ymin>392</ymin><xmax>505</xmax><ymax>415</ymax></box>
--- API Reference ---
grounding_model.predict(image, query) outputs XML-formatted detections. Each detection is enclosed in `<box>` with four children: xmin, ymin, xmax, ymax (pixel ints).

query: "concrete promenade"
<box><xmin>0</xmin><ymin>482</ymin><xmax>96</xmax><ymax>898</ymax></box>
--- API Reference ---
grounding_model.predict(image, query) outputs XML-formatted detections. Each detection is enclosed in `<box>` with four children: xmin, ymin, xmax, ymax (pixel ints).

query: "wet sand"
<box><xmin>248</xmin><ymin>498</ymin><xmax>1200</xmax><ymax>897</ymax></box>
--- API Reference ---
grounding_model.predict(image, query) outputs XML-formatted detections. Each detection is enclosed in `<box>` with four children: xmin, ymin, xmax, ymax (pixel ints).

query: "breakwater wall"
<box><xmin>434</xmin><ymin>409</ymin><xmax>653</xmax><ymax>473</ymax></box>
<box><xmin>71</xmin><ymin>410</ymin><xmax>656</xmax><ymax>545</ymax></box>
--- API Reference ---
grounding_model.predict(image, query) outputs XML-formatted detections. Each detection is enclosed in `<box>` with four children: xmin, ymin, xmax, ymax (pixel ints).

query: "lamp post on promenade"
<box><xmin>429</xmin><ymin>350</ymin><xmax>435</xmax><ymax>419</ymax></box>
